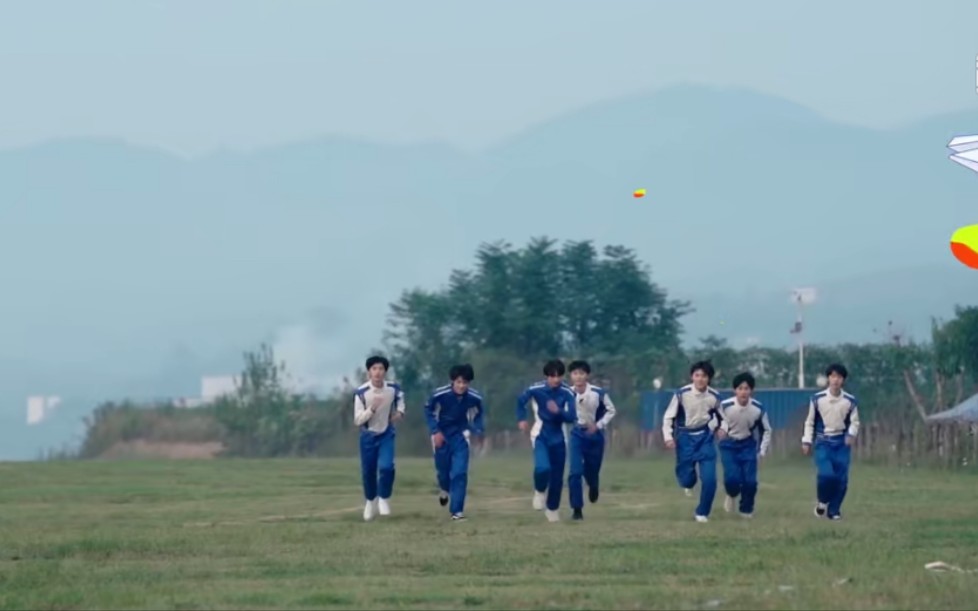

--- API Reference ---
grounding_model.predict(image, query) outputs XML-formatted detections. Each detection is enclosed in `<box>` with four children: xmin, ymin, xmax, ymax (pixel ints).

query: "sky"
<box><xmin>2</xmin><ymin>0</ymin><xmax>977</xmax><ymax>415</ymax></box>
<box><xmin>0</xmin><ymin>0</ymin><xmax>976</xmax><ymax>156</ymax></box>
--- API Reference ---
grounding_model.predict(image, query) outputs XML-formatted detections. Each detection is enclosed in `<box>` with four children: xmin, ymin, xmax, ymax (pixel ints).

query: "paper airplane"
<box><xmin>948</xmin><ymin>135</ymin><xmax>978</xmax><ymax>173</ymax></box>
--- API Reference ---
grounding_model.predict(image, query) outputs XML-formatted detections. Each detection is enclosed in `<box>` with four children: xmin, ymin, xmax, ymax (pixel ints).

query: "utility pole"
<box><xmin>789</xmin><ymin>288</ymin><xmax>816</xmax><ymax>389</ymax></box>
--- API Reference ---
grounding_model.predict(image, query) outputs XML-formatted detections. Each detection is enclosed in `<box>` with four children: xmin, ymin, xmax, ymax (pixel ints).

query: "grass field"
<box><xmin>2</xmin><ymin>455</ymin><xmax>978</xmax><ymax>610</ymax></box>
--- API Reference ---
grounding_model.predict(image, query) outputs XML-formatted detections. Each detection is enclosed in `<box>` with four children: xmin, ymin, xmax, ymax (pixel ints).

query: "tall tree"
<box><xmin>510</xmin><ymin>236</ymin><xmax>564</xmax><ymax>357</ymax></box>
<box><xmin>383</xmin><ymin>288</ymin><xmax>460</xmax><ymax>391</ymax></box>
<box><xmin>382</xmin><ymin>237</ymin><xmax>690</xmax><ymax>402</ymax></box>
<box><xmin>559</xmin><ymin>240</ymin><xmax>601</xmax><ymax>353</ymax></box>
<box><xmin>900</xmin><ymin>306</ymin><xmax>978</xmax><ymax>418</ymax></box>
<box><xmin>472</xmin><ymin>241</ymin><xmax>520</xmax><ymax>351</ymax></box>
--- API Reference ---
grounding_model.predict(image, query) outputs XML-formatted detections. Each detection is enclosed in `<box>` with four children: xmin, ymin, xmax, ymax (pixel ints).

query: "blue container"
<box><xmin>640</xmin><ymin>388</ymin><xmax>817</xmax><ymax>432</ymax></box>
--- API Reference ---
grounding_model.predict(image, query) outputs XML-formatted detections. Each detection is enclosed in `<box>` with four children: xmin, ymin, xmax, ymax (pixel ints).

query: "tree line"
<box><xmin>73</xmin><ymin>238</ymin><xmax>978</xmax><ymax>465</ymax></box>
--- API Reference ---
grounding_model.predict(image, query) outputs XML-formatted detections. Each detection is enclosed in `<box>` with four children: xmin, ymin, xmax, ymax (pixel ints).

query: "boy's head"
<box><xmin>689</xmin><ymin>360</ymin><xmax>715</xmax><ymax>391</ymax></box>
<box><xmin>543</xmin><ymin>359</ymin><xmax>566</xmax><ymax>388</ymax></box>
<box><xmin>732</xmin><ymin>371</ymin><xmax>755</xmax><ymax>402</ymax></box>
<box><xmin>365</xmin><ymin>355</ymin><xmax>389</xmax><ymax>384</ymax></box>
<box><xmin>568</xmin><ymin>360</ymin><xmax>590</xmax><ymax>386</ymax></box>
<box><xmin>449</xmin><ymin>363</ymin><xmax>475</xmax><ymax>394</ymax></box>
<box><xmin>825</xmin><ymin>363</ymin><xmax>848</xmax><ymax>391</ymax></box>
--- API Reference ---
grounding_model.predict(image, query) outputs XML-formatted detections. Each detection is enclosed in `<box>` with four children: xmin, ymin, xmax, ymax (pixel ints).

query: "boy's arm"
<box><xmin>662</xmin><ymin>393</ymin><xmax>680</xmax><ymax>443</ymax></box>
<box><xmin>596</xmin><ymin>391</ymin><xmax>617</xmax><ymax>429</ymax></box>
<box><xmin>516</xmin><ymin>388</ymin><xmax>531</xmax><ymax>423</ymax></box>
<box><xmin>801</xmin><ymin>398</ymin><xmax>816</xmax><ymax>446</ymax></box>
<box><xmin>718</xmin><ymin>405</ymin><xmax>730</xmax><ymax>434</ymax></box>
<box><xmin>758</xmin><ymin>411</ymin><xmax>773</xmax><ymax>457</ymax></box>
<box><xmin>353</xmin><ymin>392</ymin><xmax>373</xmax><ymax>426</ymax></box>
<box><xmin>710</xmin><ymin>397</ymin><xmax>724</xmax><ymax>432</ymax></box>
<box><xmin>394</xmin><ymin>385</ymin><xmax>406</xmax><ymax>415</ymax></box>
<box><xmin>471</xmin><ymin>399</ymin><xmax>486</xmax><ymax>436</ymax></box>
<box><xmin>423</xmin><ymin>393</ymin><xmax>440</xmax><ymax>435</ymax></box>
<box><xmin>561</xmin><ymin>389</ymin><xmax>578</xmax><ymax>423</ymax></box>
<box><xmin>847</xmin><ymin>403</ymin><xmax>860</xmax><ymax>438</ymax></box>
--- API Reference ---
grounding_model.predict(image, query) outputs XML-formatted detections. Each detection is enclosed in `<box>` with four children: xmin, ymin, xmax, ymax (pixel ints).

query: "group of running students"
<box><xmin>352</xmin><ymin>356</ymin><xmax>859</xmax><ymax>523</ymax></box>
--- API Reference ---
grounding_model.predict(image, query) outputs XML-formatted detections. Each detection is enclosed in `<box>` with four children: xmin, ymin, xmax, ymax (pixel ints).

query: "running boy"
<box><xmin>424</xmin><ymin>364</ymin><xmax>485</xmax><ymax>521</ymax></box>
<box><xmin>567</xmin><ymin>360</ymin><xmax>617</xmax><ymax>520</ymax></box>
<box><xmin>662</xmin><ymin>360</ymin><xmax>723</xmax><ymax>523</ymax></box>
<box><xmin>802</xmin><ymin>363</ymin><xmax>860</xmax><ymax>520</ymax></box>
<box><xmin>516</xmin><ymin>359</ymin><xmax>578</xmax><ymax>522</ymax></box>
<box><xmin>353</xmin><ymin>355</ymin><xmax>405</xmax><ymax>522</ymax></box>
<box><xmin>718</xmin><ymin>372</ymin><xmax>771</xmax><ymax>518</ymax></box>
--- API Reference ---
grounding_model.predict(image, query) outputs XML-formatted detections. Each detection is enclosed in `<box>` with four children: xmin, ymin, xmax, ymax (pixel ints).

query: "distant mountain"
<box><xmin>1</xmin><ymin>83</ymin><xmax>977</xmax><ymax>459</ymax></box>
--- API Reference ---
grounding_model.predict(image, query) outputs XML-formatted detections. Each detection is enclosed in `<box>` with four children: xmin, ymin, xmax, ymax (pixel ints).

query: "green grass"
<box><xmin>1</xmin><ymin>456</ymin><xmax>977</xmax><ymax>610</ymax></box>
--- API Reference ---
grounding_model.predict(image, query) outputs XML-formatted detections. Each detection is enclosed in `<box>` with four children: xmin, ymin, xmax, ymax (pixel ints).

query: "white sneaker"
<box><xmin>814</xmin><ymin>502</ymin><xmax>827</xmax><ymax>518</ymax></box>
<box><xmin>363</xmin><ymin>499</ymin><xmax>378</xmax><ymax>522</ymax></box>
<box><xmin>545</xmin><ymin>509</ymin><xmax>560</xmax><ymax>522</ymax></box>
<box><xmin>739</xmin><ymin>512</ymin><xmax>753</xmax><ymax>519</ymax></box>
<box><xmin>532</xmin><ymin>491</ymin><xmax>546</xmax><ymax>511</ymax></box>
<box><xmin>378</xmin><ymin>498</ymin><xmax>391</xmax><ymax>516</ymax></box>
<box><xmin>694</xmin><ymin>514</ymin><xmax>709</xmax><ymax>523</ymax></box>
<box><xmin>724</xmin><ymin>495</ymin><xmax>735</xmax><ymax>513</ymax></box>
<box><xmin>684</xmin><ymin>488</ymin><xmax>693</xmax><ymax>497</ymax></box>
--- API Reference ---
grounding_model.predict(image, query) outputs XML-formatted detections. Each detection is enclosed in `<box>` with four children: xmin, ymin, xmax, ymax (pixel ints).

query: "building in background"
<box><xmin>26</xmin><ymin>395</ymin><xmax>62</xmax><ymax>425</ymax></box>
<box><xmin>201</xmin><ymin>375</ymin><xmax>239</xmax><ymax>402</ymax></box>
<box><xmin>172</xmin><ymin>372</ymin><xmax>337</xmax><ymax>408</ymax></box>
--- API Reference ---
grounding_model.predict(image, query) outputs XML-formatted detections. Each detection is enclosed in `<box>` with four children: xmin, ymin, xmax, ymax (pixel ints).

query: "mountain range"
<box><xmin>2</xmin><ymin>83</ymin><xmax>976</xmax><ymax>459</ymax></box>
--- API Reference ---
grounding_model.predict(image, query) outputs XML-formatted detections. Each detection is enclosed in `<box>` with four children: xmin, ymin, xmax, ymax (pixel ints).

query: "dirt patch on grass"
<box><xmin>99</xmin><ymin>440</ymin><xmax>224</xmax><ymax>459</ymax></box>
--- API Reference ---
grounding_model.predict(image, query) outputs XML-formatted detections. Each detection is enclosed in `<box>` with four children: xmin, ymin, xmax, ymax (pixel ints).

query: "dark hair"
<box><xmin>543</xmin><ymin>359</ymin><xmax>566</xmax><ymax>377</ymax></box>
<box><xmin>449</xmin><ymin>363</ymin><xmax>475</xmax><ymax>382</ymax></box>
<box><xmin>732</xmin><ymin>372</ymin><xmax>756</xmax><ymax>390</ymax></box>
<box><xmin>825</xmin><ymin>363</ymin><xmax>848</xmax><ymax>379</ymax></box>
<box><xmin>568</xmin><ymin>360</ymin><xmax>590</xmax><ymax>374</ymax></box>
<box><xmin>690</xmin><ymin>360</ymin><xmax>715</xmax><ymax>380</ymax></box>
<box><xmin>365</xmin><ymin>355</ymin><xmax>390</xmax><ymax>371</ymax></box>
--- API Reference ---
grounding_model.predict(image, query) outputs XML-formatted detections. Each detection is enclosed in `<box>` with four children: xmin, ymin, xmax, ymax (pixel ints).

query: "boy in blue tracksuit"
<box><xmin>803</xmin><ymin>363</ymin><xmax>860</xmax><ymax>520</ymax></box>
<box><xmin>516</xmin><ymin>359</ymin><xmax>578</xmax><ymax>523</ymax></box>
<box><xmin>567</xmin><ymin>360</ymin><xmax>617</xmax><ymax>521</ymax></box>
<box><xmin>662</xmin><ymin>360</ymin><xmax>723</xmax><ymax>522</ymax></box>
<box><xmin>352</xmin><ymin>355</ymin><xmax>405</xmax><ymax>522</ymax></box>
<box><xmin>424</xmin><ymin>363</ymin><xmax>485</xmax><ymax>522</ymax></box>
<box><xmin>718</xmin><ymin>371</ymin><xmax>772</xmax><ymax>518</ymax></box>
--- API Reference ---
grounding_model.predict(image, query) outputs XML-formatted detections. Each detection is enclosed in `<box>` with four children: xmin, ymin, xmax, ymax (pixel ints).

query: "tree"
<box><xmin>510</xmin><ymin>237</ymin><xmax>564</xmax><ymax>356</ymax></box>
<box><xmin>382</xmin><ymin>237</ymin><xmax>691</xmax><ymax>407</ymax></box>
<box><xmin>213</xmin><ymin>344</ymin><xmax>313</xmax><ymax>457</ymax></box>
<box><xmin>384</xmin><ymin>289</ymin><xmax>460</xmax><ymax>391</ymax></box>
<box><xmin>901</xmin><ymin>306</ymin><xmax>978</xmax><ymax>420</ymax></box>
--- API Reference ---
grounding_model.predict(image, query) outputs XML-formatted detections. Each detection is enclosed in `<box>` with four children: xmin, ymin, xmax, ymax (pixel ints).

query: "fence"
<box><xmin>481</xmin><ymin>414</ymin><xmax>978</xmax><ymax>469</ymax></box>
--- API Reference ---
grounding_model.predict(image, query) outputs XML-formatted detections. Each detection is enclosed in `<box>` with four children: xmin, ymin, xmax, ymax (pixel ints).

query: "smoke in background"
<box><xmin>270</xmin><ymin>306</ymin><xmax>370</xmax><ymax>396</ymax></box>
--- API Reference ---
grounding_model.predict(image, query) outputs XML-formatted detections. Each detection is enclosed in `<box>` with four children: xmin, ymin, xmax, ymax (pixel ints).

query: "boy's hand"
<box><xmin>586</xmin><ymin>423</ymin><xmax>598</xmax><ymax>435</ymax></box>
<box><xmin>518</xmin><ymin>420</ymin><xmax>529</xmax><ymax>434</ymax></box>
<box><xmin>802</xmin><ymin>444</ymin><xmax>811</xmax><ymax>456</ymax></box>
<box><xmin>845</xmin><ymin>436</ymin><xmax>854</xmax><ymax>447</ymax></box>
<box><xmin>546</xmin><ymin>400</ymin><xmax>560</xmax><ymax>414</ymax></box>
<box><xmin>665</xmin><ymin>439</ymin><xmax>676</xmax><ymax>449</ymax></box>
<box><xmin>716</xmin><ymin>428</ymin><xmax>727</xmax><ymax>440</ymax></box>
<box><xmin>431</xmin><ymin>431</ymin><xmax>445</xmax><ymax>448</ymax></box>
<box><xmin>391</xmin><ymin>411</ymin><xmax>403</xmax><ymax>422</ymax></box>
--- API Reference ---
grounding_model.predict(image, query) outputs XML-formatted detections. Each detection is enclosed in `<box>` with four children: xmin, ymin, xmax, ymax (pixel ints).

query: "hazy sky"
<box><xmin>1</xmin><ymin>0</ymin><xmax>976</xmax><ymax>156</ymax></box>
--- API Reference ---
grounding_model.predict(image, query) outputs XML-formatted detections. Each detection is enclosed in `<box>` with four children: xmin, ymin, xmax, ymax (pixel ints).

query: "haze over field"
<box><xmin>2</xmin><ymin>0</ymin><xmax>977</xmax><ymax>459</ymax></box>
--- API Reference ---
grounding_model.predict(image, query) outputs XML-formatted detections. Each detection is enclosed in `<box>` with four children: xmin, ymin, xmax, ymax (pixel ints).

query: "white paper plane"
<box><xmin>948</xmin><ymin>135</ymin><xmax>978</xmax><ymax>173</ymax></box>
